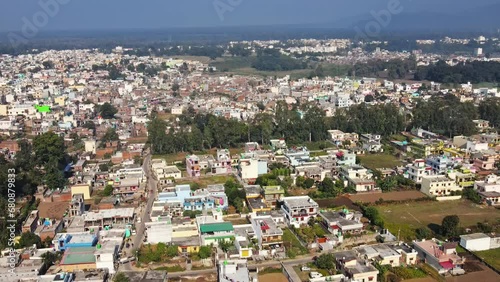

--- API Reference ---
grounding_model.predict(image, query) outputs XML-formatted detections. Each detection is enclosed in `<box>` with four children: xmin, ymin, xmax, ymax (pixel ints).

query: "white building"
<box><xmin>281</xmin><ymin>196</ymin><xmax>319</xmax><ymax>228</ymax></box>
<box><xmin>94</xmin><ymin>240</ymin><xmax>119</xmax><ymax>274</ymax></box>
<box><xmin>339</xmin><ymin>165</ymin><xmax>376</xmax><ymax>192</ymax></box>
<box><xmin>421</xmin><ymin>175</ymin><xmax>462</xmax><ymax>199</ymax></box>
<box><xmin>406</xmin><ymin>159</ymin><xmax>433</xmax><ymax>183</ymax></box>
<box><xmin>460</xmin><ymin>233</ymin><xmax>491</xmax><ymax>251</ymax></box>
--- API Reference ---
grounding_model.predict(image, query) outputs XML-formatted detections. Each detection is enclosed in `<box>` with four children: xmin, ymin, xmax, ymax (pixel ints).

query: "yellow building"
<box><xmin>0</xmin><ymin>105</ymin><xmax>8</xmax><ymax>116</ymax></box>
<box><xmin>54</xmin><ymin>96</ymin><xmax>66</xmax><ymax>106</ymax></box>
<box><xmin>71</xmin><ymin>184</ymin><xmax>92</xmax><ymax>200</ymax></box>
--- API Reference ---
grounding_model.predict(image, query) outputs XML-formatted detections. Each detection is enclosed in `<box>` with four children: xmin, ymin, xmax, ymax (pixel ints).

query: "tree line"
<box><xmin>148</xmin><ymin>102</ymin><xmax>408</xmax><ymax>155</ymax></box>
<box><xmin>415</xmin><ymin>60</ymin><xmax>500</xmax><ymax>84</ymax></box>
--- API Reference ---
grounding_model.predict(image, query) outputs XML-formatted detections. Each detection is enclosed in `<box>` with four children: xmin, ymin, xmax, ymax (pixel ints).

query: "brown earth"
<box><xmin>349</xmin><ymin>190</ymin><xmax>428</xmax><ymax>203</ymax></box>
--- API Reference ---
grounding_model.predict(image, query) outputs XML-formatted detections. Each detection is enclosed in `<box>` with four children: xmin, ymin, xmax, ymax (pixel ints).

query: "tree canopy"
<box><xmin>99</xmin><ymin>102</ymin><xmax>118</xmax><ymax>119</ymax></box>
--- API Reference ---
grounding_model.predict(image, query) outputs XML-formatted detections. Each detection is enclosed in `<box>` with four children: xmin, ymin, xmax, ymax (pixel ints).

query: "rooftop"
<box><xmin>283</xmin><ymin>196</ymin><xmax>318</xmax><ymax>208</ymax></box>
<box><xmin>200</xmin><ymin>222</ymin><xmax>234</xmax><ymax>233</ymax></box>
<box><xmin>460</xmin><ymin>233</ymin><xmax>491</xmax><ymax>240</ymax></box>
<box><xmin>60</xmin><ymin>247</ymin><xmax>96</xmax><ymax>265</ymax></box>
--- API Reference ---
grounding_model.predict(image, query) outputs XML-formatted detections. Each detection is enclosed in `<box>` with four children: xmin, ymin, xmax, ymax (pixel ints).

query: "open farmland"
<box><xmin>377</xmin><ymin>200</ymin><xmax>500</xmax><ymax>241</ymax></box>
<box><xmin>349</xmin><ymin>191</ymin><xmax>428</xmax><ymax>203</ymax></box>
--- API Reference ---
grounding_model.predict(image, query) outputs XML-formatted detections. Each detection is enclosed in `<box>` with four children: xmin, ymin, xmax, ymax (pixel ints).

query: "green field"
<box><xmin>377</xmin><ymin>200</ymin><xmax>500</xmax><ymax>241</ymax></box>
<box><xmin>283</xmin><ymin>228</ymin><xmax>307</xmax><ymax>255</ymax></box>
<box><xmin>474</xmin><ymin>249</ymin><xmax>500</xmax><ymax>271</ymax></box>
<box><xmin>358</xmin><ymin>154</ymin><xmax>402</xmax><ymax>170</ymax></box>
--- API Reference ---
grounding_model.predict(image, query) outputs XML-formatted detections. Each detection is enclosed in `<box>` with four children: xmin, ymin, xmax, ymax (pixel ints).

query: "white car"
<box><xmin>301</xmin><ymin>266</ymin><xmax>311</xmax><ymax>271</ymax></box>
<box><xmin>309</xmin><ymin>272</ymin><xmax>323</xmax><ymax>279</ymax></box>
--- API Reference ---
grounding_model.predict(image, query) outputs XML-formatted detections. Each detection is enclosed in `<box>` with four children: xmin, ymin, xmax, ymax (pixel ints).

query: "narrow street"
<box><xmin>121</xmin><ymin>152</ymin><xmax>157</xmax><ymax>272</ymax></box>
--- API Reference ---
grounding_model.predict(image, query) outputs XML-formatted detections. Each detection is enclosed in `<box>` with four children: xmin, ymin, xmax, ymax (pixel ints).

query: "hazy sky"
<box><xmin>0</xmin><ymin>0</ymin><xmax>498</xmax><ymax>32</ymax></box>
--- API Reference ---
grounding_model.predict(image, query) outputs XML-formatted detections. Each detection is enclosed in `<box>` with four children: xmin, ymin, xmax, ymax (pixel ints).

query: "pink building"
<box><xmin>186</xmin><ymin>155</ymin><xmax>201</xmax><ymax>177</ymax></box>
<box><xmin>473</xmin><ymin>155</ymin><xmax>495</xmax><ymax>171</ymax></box>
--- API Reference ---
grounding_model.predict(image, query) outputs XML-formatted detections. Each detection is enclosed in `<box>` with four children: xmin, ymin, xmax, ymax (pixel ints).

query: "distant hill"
<box><xmin>333</xmin><ymin>3</ymin><xmax>500</xmax><ymax>33</ymax></box>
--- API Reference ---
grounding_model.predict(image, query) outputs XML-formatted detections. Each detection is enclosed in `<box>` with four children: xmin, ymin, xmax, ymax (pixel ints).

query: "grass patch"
<box><xmin>283</xmin><ymin>228</ymin><xmax>307</xmax><ymax>255</ymax></box>
<box><xmin>391</xmin><ymin>266</ymin><xmax>427</xmax><ymax>279</ymax></box>
<box><xmin>419</xmin><ymin>263</ymin><xmax>445</xmax><ymax>282</ymax></box>
<box><xmin>155</xmin><ymin>265</ymin><xmax>185</xmax><ymax>272</ymax></box>
<box><xmin>358</xmin><ymin>154</ymin><xmax>402</xmax><ymax>170</ymax></box>
<box><xmin>377</xmin><ymin>200</ymin><xmax>500</xmax><ymax>241</ymax></box>
<box><xmin>474</xmin><ymin>248</ymin><xmax>500</xmax><ymax>271</ymax></box>
<box><xmin>258</xmin><ymin>267</ymin><xmax>283</xmax><ymax>275</ymax></box>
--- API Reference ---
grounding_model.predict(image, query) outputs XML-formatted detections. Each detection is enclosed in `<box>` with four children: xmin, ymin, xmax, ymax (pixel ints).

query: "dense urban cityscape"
<box><xmin>1</xmin><ymin>1</ymin><xmax>500</xmax><ymax>282</ymax></box>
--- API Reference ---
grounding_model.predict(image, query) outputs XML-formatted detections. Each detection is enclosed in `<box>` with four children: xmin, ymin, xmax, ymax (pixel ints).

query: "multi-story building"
<box><xmin>339</xmin><ymin>165</ymin><xmax>376</xmax><ymax>192</ymax></box>
<box><xmin>447</xmin><ymin>170</ymin><xmax>475</xmax><ymax>189</ymax></box>
<box><xmin>421</xmin><ymin>175</ymin><xmax>462</xmax><ymax>199</ymax></box>
<box><xmin>69</xmin><ymin>194</ymin><xmax>85</xmax><ymax>217</ymax></box>
<box><xmin>250</xmin><ymin>216</ymin><xmax>283</xmax><ymax>249</ymax></box>
<box><xmin>218</xmin><ymin>259</ymin><xmax>257</xmax><ymax>282</ymax></box>
<box><xmin>186</xmin><ymin>155</ymin><xmax>201</xmax><ymax>177</ymax></box>
<box><xmin>335</xmin><ymin>250</ymin><xmax>379</xmax><ymax>282</ymax></box>
<box><xmin>474</xmin><ymin>174</ymin><xmax>500</xmax><ymax>206</ymax></box>
<box><xmin>360</xmin><ymin>134</ymin><xmax>382</xmax><ymax>153</ymax></box>
<box><xmin>211</xmin><ymin>149</ymin><xmax>232</xmax><ymax>175</ymax></box>
<box><xmin>238</xmin><ymin>154</ymin><xmax>267</xmax><ymax>181</ymax></box>
<box><xmin>426</xmin><ymin>155</ymin><xmax>455</xmax><ymax>174</ymax></box>
<box><xmin>406</xmin><ymin>159</ymin><xmax>433</xmax><ymax>183</ymax></box>
<box><xmin>473</xmin><ymin>155</ymin><xmax>496</xmax><ymax>171</ymax></box>
<box><xmin>281</xmin><ymin>196</ymin><xmax>319</xmax><ymax>228</ymax></box>
<box><xmin>319</xmin><ymin>210</ymin><xmax>363</xmax><ymax>236</ymax></box>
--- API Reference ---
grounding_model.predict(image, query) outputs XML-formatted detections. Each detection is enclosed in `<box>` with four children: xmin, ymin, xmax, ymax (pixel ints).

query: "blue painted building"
<box><xmin>52</xmin><ymin>232</ymin><xmax>98</xmax><ymax>252</ymax></box>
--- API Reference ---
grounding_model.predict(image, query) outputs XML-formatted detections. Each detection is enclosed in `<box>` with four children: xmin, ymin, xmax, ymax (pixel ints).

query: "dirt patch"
<box><xmin>445</xmin><ymin>264</ymin><xmax>500</xmax><ymax>282</ymax></box>
<box><xmin>38</xmin><ymin>201</ymin><xmax>69</xmax><ymax>219</ymax></box>
<box><xmin>350</xmin><ymin>190</ymin><xmax>427</xmax><ymax>203</ymax></box>
<box><xmin>406</xmin><ymin>278</ymin><xmax>438</xmax><ymax>282</ymax></box>
<box><xmin>259</xmin><ymin>273</ymin><xmax>289</xmax><ymax>282</ymax></box>
<box><xmin>315</xmin><ymin>196</ymin><xmax>360</xmax><ymax>211</ymax></box>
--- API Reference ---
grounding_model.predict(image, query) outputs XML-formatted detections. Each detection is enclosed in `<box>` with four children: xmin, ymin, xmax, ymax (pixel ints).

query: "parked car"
<box><xmin>309</xmin><ymin>272</ymin><xmax>323</xmax><ymax>279</ymax></box>
<box><xmin>301</xmin><ymin>266</ymin><xmax>311</xmax><ymax>271</ymax></box>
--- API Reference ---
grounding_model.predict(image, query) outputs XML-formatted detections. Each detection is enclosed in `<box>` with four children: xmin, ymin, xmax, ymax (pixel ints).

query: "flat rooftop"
<box><xmin>283</xmin><ymin>196</ymin><xmax>318</xmax><ymax>208</ymax></box>
<box><xmin>460</xmin><ymin>233</ymin><xmax>491</xmax><ymax>240</ymax></box>
<box><xmin>60</xmin><ymin>247</ymin><xmax>96</xmax><ymax>265</ymax></box>
<box><xmin>219</xmin><ymin>260</ymin><xmax>250</xmax><ymax>282</ymax></box>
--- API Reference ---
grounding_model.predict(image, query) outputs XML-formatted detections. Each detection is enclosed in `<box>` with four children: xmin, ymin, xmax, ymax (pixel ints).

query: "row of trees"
<box><xmin>148</xmin><ymin>102</ymin><xmax>408</xmax><ymax>155</ymax></box>
<box><xmin>251</xmin><ymin>48</ymin><xmax>307</xmax><ymax>71</ymax></box>
<box><xmin>415</xmin><ymin>60</ymin><xmax>500</xmax><ymax>84</ymax></box>
<box><xmin>413</xmin><ymin>95</ymin><xmax>500</xmax><ymax>137</ymax></box>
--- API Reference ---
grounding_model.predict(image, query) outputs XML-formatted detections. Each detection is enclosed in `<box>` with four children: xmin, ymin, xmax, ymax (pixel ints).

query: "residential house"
<box><xmin>421</xmin><ymin>175</ymin><xmax>462</xmax><ymax>199</ymax></box>
<box><xmin>426</xmin><ymin>155</ymin><xmax>456</xmax><ymax>175</ymax></box>
<box><xmin>413</xmin><ymin>239</ymin><xmax>465</xmax><ymax>273</ymax></box>
<box><xmin>211</xmin><ymin>149</ymin><xmax>232</xmax><ymax>174</ymax></box>
<box><xmin>335</xmin><ymin>250</ymin><xmax>379</xmax><ymax>282</ymax></box>
<box><xmin>186</xmin><ymin>155</ymin><xmax>201</xmax><ymax>177</ymax></box>
<box><xmin>460</xmin><ymin>233</ymin><xmax>491</xmax><ymax>251</ymax></box>
<box><xmin>474</xmin><ymin>174</ymin><xmax>500</xmax><ymax>206</ymax></box>
<box><xmin>250</xmin><ymin>215</ymin><xmax>283</xmax><ymax>249</ymax></box>
<box><xmin>339</xmin><ymin>165</ymin><xmax>376</xmax><ymax>192</ymax></box>
<box><xmin>356</xmin><ymin>244</ymin><xmax>402</xmax><ymax>267</ymax></box>
<box><xmin>473</xmin><ymin>155</ymin><xmax>496</xmax><ymax>171</ymax></box>
<box><xmin>319</xmin><ymin>210</ymin><xmax>363</xmax><ymax>237</ymax></box>
<box><xmin>281</xmin><ymin>196</ymin><xmax>319</xmax><ymax>228</ymax></box>
<box><xmin>360</xmin><ymin>134</ymin><xmax>382</xmax><ymax>153</ymax></box>
<box><xmin>262</xmin><ymin>186</ymin><xmax>285</xmax><ymax>209</ymax></box>
<box><xmin>406</xmin><ymin>159</ymin><xmax>433</xmax><ymax>184</ymax></box>
<box><xmin>218</xmin><ymin>259</ymin><xmax>257</xmax><ymax>282</ymax></box>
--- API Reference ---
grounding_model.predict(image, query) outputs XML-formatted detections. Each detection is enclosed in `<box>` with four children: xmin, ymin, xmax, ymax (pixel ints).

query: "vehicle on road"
<box><xmin>119</xmin><ymin>258</ymin><xmax>129</xmax><ymax>264</ymax></box>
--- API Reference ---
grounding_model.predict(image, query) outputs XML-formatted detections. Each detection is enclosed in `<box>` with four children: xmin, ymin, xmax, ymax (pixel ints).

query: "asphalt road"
<box><xmin>121</xmin><ymin>152</ymin><xmax>157</xmax><ymax>272</ymax></box>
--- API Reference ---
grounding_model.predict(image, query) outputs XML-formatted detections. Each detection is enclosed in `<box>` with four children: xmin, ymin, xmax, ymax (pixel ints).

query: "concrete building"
<box><xmin>250</xmin><ymin>215</ymin><xmax>283</xmax><ymax>249</ymax></box>
<box><xmin>421</xmin><ymin>175</ymin><xmax>462</xmax><ymax>199</ymax></box>
<box><xmin>406</xmin><ymin>159</ymin><xmax>433</xmax><ymax>184</ymax></box>
<box><xmin>460</xmin><ymin>233</ymin><xmax>491</xmax><ymax>251</ymax></box>
<box><xmin>281</xmin><ymin>196</ymin><xmax>319</xmax><ymax>228</ymax></box>
<box><xmin>218</xmin><ymin>259</ymin><xmax>257</xmax><ymax>282</ymax></box>
<box><xmin>413</xmin><ymin>239</ymin><xmax>465</xmax><ymax>273</ymax></box>
<box><xmin>339</xmin><ymin>165</ymin><xmax>376</xmax><ymax>192</ymax></box>
<box><xmin>186</xmin><ymin>155</ymin><xmax>201</xmax><ymax>177</ymax></box>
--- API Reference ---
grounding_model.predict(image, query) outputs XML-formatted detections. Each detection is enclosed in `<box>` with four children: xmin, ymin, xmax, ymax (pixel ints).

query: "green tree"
<box><xmin>219</xmin><ymin>239</ymin><xmax>234</xmax><ymax>253</ymax></box>
<box><xmin>441</xmin><ymin>215</ymin><xmax>460</xmax><ymax>238</ymax></box>
<box><xmin>99</xmin><ymin>102</ymin><xmax>118</xmax><ymax>119</ymax></box>
<box><xmin>101</xmin><ymin>128</ymin><xmax>119</xmax><ymax>143</ymax></box>
<box><xmin>415</xmin><ymin>227</ymin><xmax>432</xmax><ymax>240</ymax></box>
<box><xmin>198</xmin><ymin>246</ymin><xmax>212</xmax><ymax>259</ymax></box>
<box><xmin>19</xmin><ymin>232</ymin><xmax>42</xmax><ymax>248</ymax></box>
<box><xmin>303</xmin><ymin>178</ymin><xmax>315</xmax><ymax>189</ymax></box>
<box><xmin>166</xmin><ymin>245</ymin><xmax>178</xmax><ymax>258</ymax></box>
<box><xmin>103</xmin><ymin>184</ymin><xmax>113</xmax><ymax>196</ymax></box>
<box><xmin>33</xmin><ymin>132</ymin><xmax>66</xmax><ymax>167</ymax></box>
<box><xmin>315</xmin><ymin>253</ymin><xmax>336</xmax><ymax>271</ymax></box>
<box><xmin>41</xmin><ymin>251</ymin><xmax>60</xmax><ymax>266</ymax></box>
